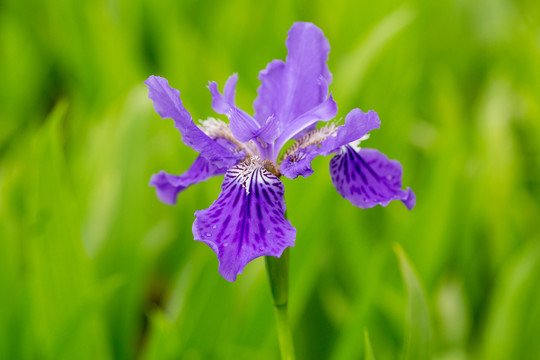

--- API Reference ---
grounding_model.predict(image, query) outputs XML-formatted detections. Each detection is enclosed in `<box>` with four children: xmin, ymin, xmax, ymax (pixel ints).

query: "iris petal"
<box><xmin>320</xmin><ymin>108</ymin><xmax>380</xmax><ymax>155</ymax></box>
<box><xmin>253</xmin><ymin>22</ymin><xmax>332</xmax><ymax>138</ymax></box>
<box><xmin>144</xmin><ymin>76</ymin><xmax>239</xmax><ymax>168</ymax></box>
<box><xmin>279</xmin><ymin>125</ymin><xmax>336</xmax><ymax>179</ymax></box>
<box><xmin>274</xmin><ymin>95</ymin><xmax>337</xmax><ymax>152</ymax></box>
<box><xmin>253</xmin><ymin>59</ymin><xmax>286</xmax><ymax>126</ymax></box>
<box><xmin>280</xmin><ymin>108</ymin><xmax>380</xmax><ymax>179</ymax></box>
<box><xmin>255</xmin><ymin>115</ymin><xmax>280</xmax><ymax>144</ymax></box>
<box><xmin>223</xmin><ymin>73</ymin><xmax>238</xmax><ymax>105</ymax></box>
<box><xmin>150</xmin><ymin>156</ymin><xmax>228</xmax><ymax>205</ymax></box>
<box><xmin>208</xmin><ymin>76</ymin><xmax>260</xmax><ymax>143</ymax></box>
<box><xmin>329</xmin><ymin>146</ymin><xmax>415</xmax><ymax>210</ymax></box>
<box><xmin>193</xmin><ymin>158</ymin><xmax>296</xmax><ymax>281</ymax></box>
<box><xmin>280</xmin><ymin>144</ymin><xmax>320</xmax><ymax>179</ymax></box>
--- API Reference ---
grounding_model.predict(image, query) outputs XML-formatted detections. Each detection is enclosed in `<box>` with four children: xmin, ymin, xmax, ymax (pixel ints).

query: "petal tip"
<box><xmin>143</xmin><ymin>74</ymin><xmax>158</xmax><ymax>86</ymax></box>
<box><xmin>149</xmin><ymin>172</ymin><xmax>181</xmax><ymax>206</ymax></box>
<box><xmin>401</xmin><ymin>187</ymin><xmax>416</xmax><ymax>210</ymax></box>
<box><xmin>144</xmin><ymin>75</ymin><xmax>169</xmax><ymax>91</ymax></box>
<box><xmin>367</xmin><ymin>110</ymin><xmax>381</xmax><ymax>129</ymax></box>
<box><xmin>290</xmin><ymin>21</ymin><xmax>325</xmax><ymax>36</ymax></box>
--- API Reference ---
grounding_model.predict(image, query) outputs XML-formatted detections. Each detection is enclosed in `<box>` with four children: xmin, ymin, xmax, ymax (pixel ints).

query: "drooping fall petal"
<box><xmin>193</xmin><ymin>158</ymin><xmax>296</xmax><ymax>281</ymax></box>
<box><xmin>329</xmin><ymin>147</ymin><xmax>415</xmax><ymax>210</ymax></box>
<box><xmin>150</xmin><ymin>156</ymin><xmax>228</xmax><ymax>205</ymax></box>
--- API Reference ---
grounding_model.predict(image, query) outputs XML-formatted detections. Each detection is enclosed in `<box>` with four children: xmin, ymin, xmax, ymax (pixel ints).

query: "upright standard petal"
<box><xmin>149</xmin><ymin>156</ymin><xmax>228</xmax><ymax>205</ymax></box>
<box><xmin>329</xmin><ymin>146</ymin><xmax>415</xmax><ymax>210</ymax></box>
<box><xmin>145</xmin><ymin>76</ymin><xmax>239</xmax><ymax>168</ymax></box>
<box><xmin>253</xmin><ymin>60</ymin><xmax>286</xmax><ymax>126</ymax></box>
<box><xmin>320</xmin><ymin>109</ymin><xmax>381</xmax><ymax>155</ymax></box>
<box><xmin>253</xmin><ymin>22</ymin><xmax>332</xmax><ymax>130</ymax></box>
<box><xmin>193</xmin><ymin>158</ymin><xmax>296</xmax><ymax>282</ymax></box>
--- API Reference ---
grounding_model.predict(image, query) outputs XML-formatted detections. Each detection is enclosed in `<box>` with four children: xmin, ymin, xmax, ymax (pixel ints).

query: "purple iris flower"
<box><xmin>145</xmin><ymin>22</ymin><xmax>415</xmax><ymax>282</ymax></box>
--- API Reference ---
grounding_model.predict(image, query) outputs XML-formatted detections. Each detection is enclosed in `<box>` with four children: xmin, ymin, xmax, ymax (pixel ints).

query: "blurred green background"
<box><xmin>1</xmin><ymin>0</ymin><xmax>540</xmax><ymax>359</ymax></box>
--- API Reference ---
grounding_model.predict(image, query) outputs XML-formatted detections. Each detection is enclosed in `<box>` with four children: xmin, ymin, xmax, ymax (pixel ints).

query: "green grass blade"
<box><xmin>364</xmin><ymin>329</ymin><xmax>376</xmax><ymax>360</ymax></box>
<box><xmin>394</xmin><ymin>244</ymin><xmax>432</xmax><ymax>360</ymax></box>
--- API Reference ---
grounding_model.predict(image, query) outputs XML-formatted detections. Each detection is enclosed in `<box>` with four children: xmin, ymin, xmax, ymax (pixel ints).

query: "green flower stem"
<box><xmin>265</xmin><ymin>248</ymin><xmax>295</xmax><ymax>360</ymax></box>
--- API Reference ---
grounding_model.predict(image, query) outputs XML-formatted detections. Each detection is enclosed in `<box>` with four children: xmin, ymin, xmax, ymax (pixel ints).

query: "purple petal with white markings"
<box><xmin>329</xmin><ymin>147</ymin><xmax>415</xmax><ymax>210</ymax></box>
<box><xmin>144</xmin><ymin>76</ymin><xmax>239</xmax><ymax>168</ymax></box>
<box><xmin>150</xmin><ymin>156</ymin><xmax>228</xmax><ymax>205</ymax></box>
<box><xmin>193</xmin><ymin>159</ymin><xmax>296</xmax><ymax>281</ymax></box>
